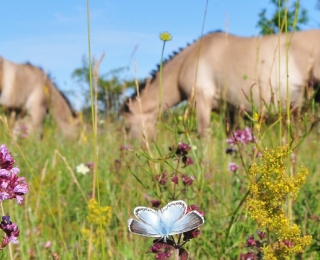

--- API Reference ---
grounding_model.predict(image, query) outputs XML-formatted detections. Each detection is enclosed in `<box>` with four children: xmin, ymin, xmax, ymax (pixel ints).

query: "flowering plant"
<box><xmin>0</xmin><ymin>144</ymin><xmax>29</xmax><ymax>250</ymax></box>
<box><xmin>245</xmin><ymin>145</ymin><xmax>312</xmax><ymax>259</ymax></box>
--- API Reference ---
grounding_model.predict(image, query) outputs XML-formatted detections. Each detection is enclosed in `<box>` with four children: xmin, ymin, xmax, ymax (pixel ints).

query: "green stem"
<box><xmin>158</xmin><ymin>41</ymin><xmax>166</xmax><ymax>120</ymax></box>
<box><xmin>219</xmin><ymin>189</ymin><xmax>250</xmax><ymax>258</ymax></box>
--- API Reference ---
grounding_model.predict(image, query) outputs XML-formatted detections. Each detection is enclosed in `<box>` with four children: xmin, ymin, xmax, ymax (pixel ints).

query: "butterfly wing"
<box><xmin>160</xmin><ymin>200</ymin><xmax>187</xmax><ymax>228</ymax></box>
<box><xmin>134</xmin><ymin>207</ymin><xmax>160</xmax><ymax>228</ymax></box>
<box><xmin>128</xmin><ymin>218</ymin><xmax>161</xmax><ymax>238</ymax></box>
<box><xmin>169</xmin><ymin>211</ymin><xmax>204</xmax><ymax>235</ymax></box>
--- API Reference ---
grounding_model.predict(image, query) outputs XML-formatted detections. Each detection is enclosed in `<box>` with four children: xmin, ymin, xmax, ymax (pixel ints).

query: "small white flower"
<box><xmin>76</xmin><ymin>163</ymin><xmax>90</xmax><ymax>175</ymax></box>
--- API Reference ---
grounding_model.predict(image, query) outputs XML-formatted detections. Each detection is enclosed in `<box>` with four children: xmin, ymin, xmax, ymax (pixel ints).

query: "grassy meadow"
<box><xmin>0</xmin><ymin>99</ymin><xmax>320</xmax><ymax>259</ymax></box>
<box><xmin>0</xmin><ymin>2</ymin><xmax>319</xmax><ymax>259</ymax></box>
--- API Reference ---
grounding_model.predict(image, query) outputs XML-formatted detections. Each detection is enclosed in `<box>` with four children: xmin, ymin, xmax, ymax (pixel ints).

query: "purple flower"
<box><xmin>0</xmin><ymin>169</ymin><xmax>10</xmax><ymax>178</ymax></box>
<box><xmin>0</xmin><ymin>216</ymin><xmax>20</xmax><ymax>249</ymax></box>
<box><xmin>151</xmin><ymin>200</ymin><xmax>161</xmax><ymax>208</ymax></box>
<box><xmin>119</xmin><ymin>145</ymin><xmax>131</xmax><ymax>151</ymax></box>
<box><xmin>20</xmin><ymin>124</ymin><xmax>29</xmax><ymax>138</ymax></box>
<box><xmin>149</xmin><ymin>242</ymin><xmax>174</xmax><ymax>260</ymax></box>
<box><xmin>257</xmin><ymin>231</ymin><xmax>266</xmax><ymax>240</ymax></box>
<box><xmin>246</xmin><ymin>235</ymin><xmax>257</xmax><ymax>247</ymax></box>
<box><xmin>181</xmin><ymin>175</ymin><xmax>195</xmax><ymax>186</ymax></box>
<box><xmin>283</xmin><ymin>240</ymin><xmax>294</xmax><ymax>248</ymax></box>
<box><xmin>156</xmin><ymin>171</ymin><xmax>168</xmax><ymax>185</ymax></box>
<box><xmin>182</xmin><ymin>156</ymin><xmax>194</xmax><ymax>167</ymax></box>
<box><xmin>252</xmin><ymin>147</ymin><xmax>262</xmax><ymax>157</ymax></box>
<box><xmin>149</xmin><ymin>240</ymin><xmax>189</xmax><ymax>260</ymax></box>
<box><xmin>176</xmin><ymin>143</ymin><xmax>191</xmax><ymax>156</ymax></box>
<box><xmin>171</xmin><ymin>175</ymin><xmax>178</xmax><ymax>184</ymax></box>
<box><xmin>228</xmin><ymin>162</ymin><xmax>239</xmax><ymax>172</ymax></box>
<box><xmin>240</xmin><ymin>251</ymin><xmax>257</xmax><ymax>260</ymax></box>
<box><xmin>0</xmin><ymin>145</ymin><xmax>28</xmax><ymax>204</ymax></box>
<box><xmin>227</xmin><ymin>127</ymin><xmax>255</xmax><ymax>145</ymax></box>
<box><xmin>0</xmin><ymin>145</ymin><xmax>15</xmax><ymax>171</ymax></box>
<box><xmin>170</xmin><ymin>143</ymin><xmax>191</xmax><ymax>156</ymax></box>
<box><xmin>0</xmin><ymin>172</ymin><xmax>29</xmax><ymax>204</ymax></box>
<box><xmin>183</xmin><ymin>228</ymin><xmax>201</xmax><ymax>241</ymax></box>
<box><xmin>85</xmin><ymin>162</ymin><xmax>95</xmax><ymax>169</ymax></box>
<box><xmin>187</xmin><ymin>204</ymin><xmax>205</xmax><ymax>217</ymax></box>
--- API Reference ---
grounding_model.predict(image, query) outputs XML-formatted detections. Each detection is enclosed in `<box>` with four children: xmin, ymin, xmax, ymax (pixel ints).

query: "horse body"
<box><xmin>0</xmin><ymin>57</ymin><xmax>78</xmax><ymax>137</ymax></box>
<box><xmin>123</xmin><ymin>30</ymin><xmax>320</xmax><ymax>137</ymax></box>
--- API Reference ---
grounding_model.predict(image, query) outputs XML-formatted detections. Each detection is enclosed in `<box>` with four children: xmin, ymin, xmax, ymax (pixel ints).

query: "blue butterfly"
<box><xmin>127</xmin><ymin>200</ymin><xmax>204</xmax><ymax>242</ymax></box>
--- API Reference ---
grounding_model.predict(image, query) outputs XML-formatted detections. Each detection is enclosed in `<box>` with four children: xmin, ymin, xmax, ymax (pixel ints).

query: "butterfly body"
<box><xmin>128</xmin><ymin>200</ymin><xmax>204</xmax><ymax>241</ymax></box>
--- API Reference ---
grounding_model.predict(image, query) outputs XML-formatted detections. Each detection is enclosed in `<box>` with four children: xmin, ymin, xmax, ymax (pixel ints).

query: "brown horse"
<box><xmin>122</xmin><ymin>30</ymin><xmax>320</xmax><ymax>138</ymax></box>
<box><xmin>0</xmin><ymin>56</ymin><xmax>79</xmax><ymax>138</ymax></box>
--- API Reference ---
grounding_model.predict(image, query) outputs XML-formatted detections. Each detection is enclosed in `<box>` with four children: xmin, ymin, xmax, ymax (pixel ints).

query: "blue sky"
<box><xmin>0</xmin><ymin>1</ymin><xmax>319</xmax><ymax>110</ymax></box>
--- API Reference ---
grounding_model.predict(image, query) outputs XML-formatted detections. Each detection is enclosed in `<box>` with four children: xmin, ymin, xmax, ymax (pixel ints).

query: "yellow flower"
<box><xmin>87</xmin><ymin>198</ymin><xmax>112</xmax><ymax>228</ymax></box>
<box><xmin>253</xmin><ymin>112</ymin><xmax>261</xmax><ymax>130</ymax></box>
<box><xmin>159</xmin><ymin>31</ymin><xmax>172</xmax><ymax>41</ymax></box>
<box><xmin>247</xmin><ymin>145</ymin><xmax>312</xmax><ymax>258</ymax></box>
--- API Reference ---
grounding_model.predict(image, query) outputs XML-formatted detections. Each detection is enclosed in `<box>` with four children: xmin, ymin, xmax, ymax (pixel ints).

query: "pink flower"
<box><xmin>0</xmin><ymin>145</ymin><xmax>15</xmax><ymax>171</ymax></box>
<box><xmin>0</xmin><ymin>144</ymin><xmax>29</xmax><ymax>204</ymax></box>
<box><xmin>155</xmin><ymin>171</ymin><xmax>168</xmax><ymax>185</ymax></box>
<box><xmin>181</xmin><ymin>174</ymin><xmax>195</xmax><ymax>186</ymax></box>
<box><xmin>187</xmin><ymin>204</ymin><xmax>205</xmax><ymax>216</ymax></box>
<box><xmin>44</xmin><ymin>240</ymin><xmax>52</xmax><ymax>248</ymax></box>
<box><xmin>228</xmin><ymin>162</ymin><xmax>238</xmax><ymax>172</ymax></box>
<box><xmin>151</xmin><ymin>200</ymin><xmax>161</xmax><ymax>208</ymax></box>
<box><xmin>227</xmin><ymin>127</ymin><xmax>255</xmax><ymax>145</ymax></box>
<box><xmin>182</xmin><ymin>156</ymin><xmax>194</xmax><ymax>167</ymax></box>
<box><xmin>175</xmin><ymin>143</ymin><xmax>191</xmax><ymax>156</ymax></box>
<box><xmin>149</xmin><ymin>242</ymin><xmax>174</xmax><ymax>260</ymax></box>
<box><xmin>171</xmin><ymin>175</ymin><xmax>178</xmax><ymax>184</ymax></box>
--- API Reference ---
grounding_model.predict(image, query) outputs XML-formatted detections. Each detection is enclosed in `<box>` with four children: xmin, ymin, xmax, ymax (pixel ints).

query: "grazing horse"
<box><xmin>122</xmin><ymin>30</ymin><xmax>320</xmax><ymax>138</ymax></box>
<box><xmin>0</xmin><ymin>57</ymin><xmax>78</xmax><ymax>138</ymax></box>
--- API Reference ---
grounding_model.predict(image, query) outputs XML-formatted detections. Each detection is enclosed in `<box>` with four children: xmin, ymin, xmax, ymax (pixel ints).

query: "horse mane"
<box><xmin>46</xmin><ymin>76</ymin><xmax>78</xmax><ymax>117</ymax></box>
<box><xmin>149</xmin><ymin>30</ymin><xmax>223</xmax><ymax>82</ymax></box>
<box><xmin>55</xmin><ymin>87</ymin><xmax>77</xmax><ymax>117</ymax></box>
<box><xmin>123</xmin><ymin>29</ymin><xmax>224</xmax><ymax>108</ymax></box>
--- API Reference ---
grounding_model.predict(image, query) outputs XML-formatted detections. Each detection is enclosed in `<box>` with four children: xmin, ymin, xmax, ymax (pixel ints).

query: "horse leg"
<box><xmin>28</xmin><ymin>104</ymin><xmax>46</xmax><ymax>138</ymax></box>
<box><xmin>195</xmin><ymin>85</ymin><xmax>215</xmax><ymax>137</ymax></box>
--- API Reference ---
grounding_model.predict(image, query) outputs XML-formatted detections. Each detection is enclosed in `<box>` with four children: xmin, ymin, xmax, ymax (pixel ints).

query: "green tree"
<box><xmin>72</xmin><ymin>56</ymin><xmax>136</xmax><ymax>120</ymax></box>
<box><xmin>257</xmin><ymin>0</ymin><xmax>308</xmax><ymax>35</ymax></box>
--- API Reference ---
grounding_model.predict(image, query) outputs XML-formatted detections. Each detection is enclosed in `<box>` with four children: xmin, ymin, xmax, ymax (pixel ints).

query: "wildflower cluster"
<box><xmin>226</xmin><ymin>127</ymin><xmax>255</xmax><ymax>145</ymax></box>
<box><xmin>246</xmin><ymin>145</ymin><xmax>312</xmax><ymax>259</ymax></box>
<box><xmin>86</xmin><ymin>198</ymin><xmax>112</xmax><ymax>227</ymax></box>
<box><xmin>81</xmin><ymin>198</ymin><xmax>113</xmax><ymax>257</ymax></box>
<box><xmin>151</xmin><ymin>143</ymin><xmax>195</xmax><ymax>204</ymax></box>
<box><xmin>170</xmin><ymin>143</ymin><xmax>194</xmax><ymax>168</ymax></box>
<box><xmin>0</xmin><ymin>144</ymin><xmax>29</xmax><ymax>250</ymax></box>
<box><xmin>13</xmin><ymin>123</ymin><xmax>29</xmax><ymax>140</ymax></box>
<box><xmin>226</xmin><ymin>127</ymin><xmax>260</xmax><ymax>172</ymax></box>
<box><xmin>0</xmin><ymin>145</ymin><xmax>29</xmax><ymax>204</ymax></box>
<box><xmin>149</xmin><ymin>239</ymin><xmax>188</xmax><ymax>260</ymax></box>
<box><xmin>0</xmin><ymin>216</ymin><xmax>19</xmax><ymax>249</ymax></box>
<box><xmin>240</xmin><ymin>231</ymin><xmax>266</xmax><ymax>259</ymax></box>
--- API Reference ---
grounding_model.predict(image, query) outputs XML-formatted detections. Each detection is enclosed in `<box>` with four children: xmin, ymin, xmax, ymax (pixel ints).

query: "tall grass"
<box><xmin>0</xmin><ymin>104</ymin><xmax>319</xmax><ymax>259</ymax></box>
